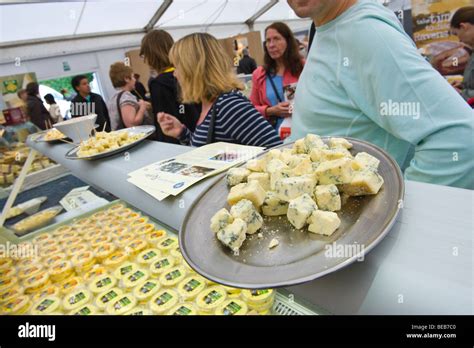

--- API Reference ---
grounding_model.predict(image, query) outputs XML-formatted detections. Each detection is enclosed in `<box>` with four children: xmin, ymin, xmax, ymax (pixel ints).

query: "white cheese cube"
<box><xmin>287</xmin><ymin>154</ymin><xmax>311</xmax><ymax>168</ymax></box>
<box><xmin>304</xmin><ymin>134</ymin><xmax>328</xmax><ymax>152</ymax></box>
<box><xmin>280</xmin><ymin>148</ymin><xmax>294</xmax><ymax>164</ymax></box>
<box><xmin>315</xmin><ymin>184</ymin><xmax>341</xmax><ymax>211</ymax></box>
<box><xmin>227</xmin><ymin>181</ymin><xmax>266</xmax><ymax>208</ymax></box>
<box><xmin>264</xmin><ymin>149</ymin><xmax>282</xmax><ymax>162</ymax></box>
<box><xmin>310</xmin><ymin>148</ymin><xmax>352</xmax><ymax>162</ymax></box>
<box><xmin>328</xmin><ymin>137</ymin><xmax>353</xmax><ymax>149</ymax></box>
<box><xmin>308</xmin><ymin>210</ymin><xmax>341</xmax><ymax>236</ymax></box>
<box><xmin>265</xmin><ymin>159</ymin><xmax>288</xmax><ymax>174</ymax></box>
<box><xmin>230</xmin><ymin>199</ymin><xmax>263</xmax><ymax>235</ymax></box>
<box><xmin>217</xmin><ymin>218</ymin><xmax>247</xmax><ymax>252</ymax></box>
<box><xmin>340</xmin><ymin>170</ymin><xmax>384</xmax><ymax>196</ymax></box>
<box><xmin>315</xmin><ymin>158</ymin><xmax>354</xmax><ymax>185</ymax></box>
<box><xmin>354</xmin><ymin>152</ymin><xmax>380</xmax><ymax>170</ymax></box>
<box><xmin>262</xmin><ymin>191</ymin><xmax>289</xmax><ymax>216</ymax></box>
<box><xmin>270</xmin><ymin>168</ymin><xmax>292</xmax><ymax>190</ymax></box>
<box><xmin>293</xmin><ymin>139</ymin><xmax>306</xmax><ymax>154</ymax></box>
<box><xmin>210</xmin><ymin>208</ymin><xmax>234</xmax><ymax>233</ymax></box>
<box><xmin>246</xmin><ymin>158</ymin><xmax>267</xmax><ymax>172</ymax></box>
<box><xmin>287</xmin><ymin>194</ymin><xmax>318</xmax><ymax>229</ymax></box>
<box><xmin>247</xmin><ymin>172</ymin><xmax>270</xmax><ymax>191</ymax></box>
<box><xmin>225</xmin><ymin>167</ymin><xmax>251</xmax><ymax>187</ymax></box>
<box><xmin>275</xmin><ymin>176</ymin><xmax>316</xmax><ymax>202</ymax></box>
<box><xmin>290</xmin><ymin>158</ymin><xmax>313</xmax><ymax>176</ymax></box>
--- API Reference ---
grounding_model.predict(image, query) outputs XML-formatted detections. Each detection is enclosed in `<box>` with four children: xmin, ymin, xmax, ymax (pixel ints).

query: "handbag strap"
<box><xmin>206</xmin><ymin>102</ymin><xmax>218</xmax><ymax>145</ymax></box>
<box><xmin>266</xmin><ymin>71</ymin><xmax>283</xmax><ymax>103</ymax></box>
<box><xmin>116</xmin><ymin>91</ymin><xmax>126</xmax><ymax>130</ymax></box>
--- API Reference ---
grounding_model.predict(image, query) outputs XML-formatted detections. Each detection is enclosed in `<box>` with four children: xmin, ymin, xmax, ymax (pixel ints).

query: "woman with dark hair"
<box><xmin>25</xmin><ymin>82</ymin><xmax>53</xmax><ymax>130</ymax></box>
<box><xmin>44</xmin><ymin>93</ymin><xmax>62</xmax><ymax>123</ymax></box>
<box><xmin>250</xmin><ymin>22</ymin><xmax>305</xmax><ymax>134</ymax></box>
<box><xmin>140</xmin><ymin>29</ymin><xmax>199</xmax><ymax>143</ymax></box>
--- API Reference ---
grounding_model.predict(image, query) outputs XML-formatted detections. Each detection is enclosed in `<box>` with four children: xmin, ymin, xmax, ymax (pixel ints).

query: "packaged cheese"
<box><xmin>0</xmin><ymin>276</ymin><xmax>19</xmax><ymax>292</ymax></box>
<box><xmin>149</xmin><ymin>256</ymin><xmax>176</xmax><ymax>276</ymax></box>
<box><xmin>62</xmin><ymin>288</ymin><xmax>92</xmax><ymax>312</ymax></box>
<box><xmin>167</xmin><ymin>302</ymin><xmax>198</xmax><ymax>316</ymax></box>
<box><xmin>122</xmin><ymin>268</ymin><xmax>150</xmax><ymax>289</ymax></box>
<box><xmin>159</xmin><ymin>266</ymin><xmax>187</xmax><ymax>287</ymax></box>
<box><xmin>156</xmin><ymin>236</ymin><xmax>179</xmax><ymax>254</ymax></box>
<box><xmin>83</xmin><ymin>266</ymin><xmax>108</xmax><ymax>282</ymax></box>
<box><xmin>95</xmin><ymin>287</ymin><xmax>123</xmax><ymax>310</ymax></box>
<box><xmin>23</xmin><ymin>271</ymin><xmax>50</xmax><ymax>294</ymax></box>
<box><xmin>177</xmin><ymin>275</ymin><xmax>207</xmax><ymax>300</ymax></box>
<box><xmin>132</xmin><ymin>279</ymin><xmax>161</xmax><ymax>303</ymax></box>
<box><xmin>106</xmin><ymin>293</ymin><xmax>137</xmax><ymax>315</ymax></box>
<box><xmin>150</xmin><ymin>289</ymin><xmax>179</xmax><ymax>314</ymax></box>
<box><xmin>1</xmin><ymin>295</ymin><xmax>31</xmax><ymax>314</ymax></box>
<box><xmin>31</xmin><ymin>285</ymin><xmax>59</xmax><ymax>303</ymax></box>
<box><xmin>113</xmin><ymin>262</ymin><xmax>138</xmax><ymax>280</ymax></box>
<box><xmin>70</xmin><ymin>304</ymin><xmax>99</xmax><ymax>315</ymax></box>
<box><xmin>136</xmin><ymin>248</ymin><xmax>161</xmax><ymax>265</ymax></box>
<box><xmin>103</xmin><ymin>251</ymin><xmax>129</xmax><ymax>270</ymax></box>
<box><xmin>124</xmin><ymin>239</ymin><xmax>148</xmax><ymax>257</ymax></box>
<box><xmin>195</xmin><ymin>286</ymin><xmax>227</xmax><ymax>314</ymax></box>
<box><xmin>133</xmin><ymin>223</ymin><xmax>155</xmax><ymax>236</ymax></box>
<box><xmin>31</xmin><ymin>296</ymin><xmax>62</xmax><ymax>315</ymax></box>
<box><xmin>146</xmin><ymin>230</ymin><xmax>167</xmax><ymax>246</ymax></box>
<box><xmin>215</xmin><ymin>299</ymin><xmax>248</xmax><ymax>315</ymax></box>
<box><xmin>58</xmin><ymin>276</ymin><xmax>82</xmax><ymax>295</ymax></box>
<box><xmin>49</xmin><ymin>261</ymin><xmax>74</xmax><ymax>282</ymax></box>
<box><xmin>93</xmin><ymin>242</ymin><xmax>116</xmax><ymax>261</ymax></box>
<box><xmin>88</xmin><ymin>274</ymin><xmax>117</xmax><ymax>294</ymax></box>
<box><xmin>125</xmin><ymin>307</ymin><xmax>153</xmax><ymax>315</ymax></box>
<box><xmin>0</xmin><ymin>285</ymin><xmax>24</xmax><ymax>304</ymax></box>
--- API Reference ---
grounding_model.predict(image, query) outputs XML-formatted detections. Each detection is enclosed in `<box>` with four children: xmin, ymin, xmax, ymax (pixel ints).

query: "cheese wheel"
<box><xmin>136</xmin><ymin>248</ymin><xmax>161</xmax><ymax>265</ymax></box>
<box><xmin>149</xmin><ymin>256</ymin><xmax>175</xmax><ymax>276</ymax></box>
<box><xmin>129</xmin><ymin>217</ymin><xmax>149</xmax><ymax>231</ymax></box>
<box><xmin>71</xmin><ymin>251</ymin><xmax>96</xmax><ymax>274</ymax></box>
<box><xmin>114</xmin><ymin>208</ymin><xmax>133</xmax><ymax>218</ymax></box>
<box><xmin>156</xmin><ymin>236</ymin><xmax>179</xmax><ymax>254</ymax></box>
<box><xmin>113</xmin><ymin>262</ymin><xmax>138</xmax><ymax>280</ymax></box>
<box><xmin>177</xmin><ymin>276</ymin><xmax>207</xmax><ymax>301</ymax></box>
<box><xmin>167</xmin><ymin>302</ymin><xmax>198</xmax><ymax>316</ymax></box>
<box><xmin>23</xmin><ymin>271</ymin><xmax>49</xmax><ymax>294</ymax></box>
<box><xmin>103</xmin><ymin>251</ymin><xmax>129</xmax><ymax>270</ymax></box>
<box><xmin>241</xmin><ymin>289</ymin><xmax>274</xmax><ymax>305</ymax></box>
<box><xmin>58</xmin><ymin>276</ymin><xmax>82</xmax><ymax>295</ymax></box>
<box><xmin>33</xmin><ymin>233</ymin><xmax>52</xmax><ymax>244</ymax></box>
<box><xmin>90</xmin><ymin>235</ymin><xmax>113</xmax><ymax>248</ymax></box>
<box><xmin>70</xmin><ymin>304</ymin><xmax>99</xmax><ymax>315</ymax></box>
<box><xmin>31</xmin><ymin>285</ymin><xmax>58</xmax><ymax>303</ymax></box>
<box><xmin>0</xmin><ymin>267</ymin><xmax>16</xmax><ymax>281</ymax></box>
<box><xmin>146</xmin><ymin>230</ymin><xmax>167</xmax><ymax>246</ymax></box>
<box><xmin>0</xmin><ymin>285</ymin><xmax>24</xmax><ymax>304</ymax></box>
<box><xmin>150</xmin><ymin>289</ymin><xmax>178</xmax><ymax>314</ymax></box>
<box><xmin>122</xmin><ymin>268</ymin><xmax>150</xmax><ymax>289</ymax></box>
<box><xmin>106</xmin><ymin>293</ymin><xmax>137</xmax><ymax>315</ymax></box>
<box><xmin>125</xmin><ymin>307</ymin><xmax>153</xmax><ymax>315</ymax></box>
<box><xmin>65</xmin><ymin>244</ymin><xmax>88</xmax><ymax>258</ymax></box>
<box><xmin>0</xmin><ymin>258</ymin><xmax>13</xmax><ymax>271</ymax></box>
<box><xmin>115</xmin><ymin>233</ymin><xmax>135</xmax><ymax>247</ymax></box>
<box><xmin>133</xmin><ymin>223</ymin><xmax>155</xmax><ymax>236</ymax></box>
<box><xmin>49</xmin><ymin>261</ymin><xmax>74</xmax><ymax>282</ymax></box>
<box><xmin>88</xmin><ymin>274</ymin><xmax>117</xmax><ymax>293</ymax></box>
<box><xmin>43</xmin><ymin>253</ymin><xmax>66</xmax><ymax>268</ymax></box>
<box><xmin>31</xmin><ymin>296</ymin><xmax>62</xmax><ymax>315</ymax></box>
<box><xmin>108</xmin><ymin>225</ymin><xmax>129</xmax><ymax>237</ymax></box>
<box><xmin>122</xmin><ymin>212</ymin><xmax>141</xmax><ymax>223</ymax></box>
<box><xmin>195</xmin><ymin>286</ymin><xmax>227</xmax><ymax>313</ymax></box>
<box><xmin>159</xmin><ymin>266</ymin><xmax>187</xmax><ymax>287</ymax></box>
<box><xmin>1</xmin><ymin>295</ymin><xmax>31</xmax><ymax>314</ymax></box>
<box><xmin>215</xmin><ymin>299</ymin><xmax>248</xmax><ymax>316</ymax></box>
<box><xmin>107</xmin><ymin>203</ymin><xmax>127</xmax><ymax>215</ymax></box>
<box><xmin>124</xmin><ymin>238</ymin><xmax>148</xmax><ymax>257</ymax></box>
<box><xmin>132</xmin><ymin>279</ymin><xmax>161</xmax><ymax>303</ymax></box>
<box><xmin>83</xmin><ymin>266</ymin><xmax>108</xmax><ymax>282</ymax></box>
<box><xmin>39</xmin><ymin>244</ymin><xmax>63</xmax><ymax>257</ymax></box>
<box><xmin>96</xmin><ymin>287</ymin><xmax>123</xmax><ymax>310</ymax></box>
<box><xmin>62</xmin><ymin>289</ymin><xmax>92</xmax><ymax>311</ymax></box>
<box><xmin>93</xmin><ymin>242</ymin><xmax>116</xmax><ymax>260</ymax></box>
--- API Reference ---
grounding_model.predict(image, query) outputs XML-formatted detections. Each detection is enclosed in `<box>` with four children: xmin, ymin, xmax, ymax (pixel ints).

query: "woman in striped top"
<box><xmin>157</xmin><ymin>33</ymin><xmax>282</xmax><ymax>148</ymax></box>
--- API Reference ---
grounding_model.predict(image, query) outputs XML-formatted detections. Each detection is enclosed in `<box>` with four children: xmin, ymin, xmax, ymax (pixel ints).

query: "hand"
<box><xmin>157</xmin><ymin>112</ymin><xmax>184</xmax><ymax>138</ymax></box>
<box><xmin>267</xmin><ymin>102</ymin><xmax>291</xmax><ymax>118</ymax></box>
<box><xmin>450</xmin><ymin>80</ymin><xmax>462</xmax><ymax>89</ymax></box>
<box><xmin>138</xmin><ymin>99</ymin><xmax>150</xmax><ymax>110</ymax></box>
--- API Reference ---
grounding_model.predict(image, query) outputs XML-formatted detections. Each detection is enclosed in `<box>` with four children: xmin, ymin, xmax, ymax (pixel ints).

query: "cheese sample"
<box><xmin>30</xmin><ymin>296</ymin><xmax>61</xmax><ymax>315</ymax></box>
<box><xmin>196</xmin><ymin>286</ymin><xmax>228</xmax><ymax>313</ymax></box>
<box><xmin>149</xmin><ymin>256</ymin><xmax>176</xmax><ymax>276</ymax></box>
<box><xmin>133</xmin><ymin>279</ymin><xmax>161</xmax><ymax>303</ymax></box>
<box><xmin>354</xmin><ymin>152</ymin><xmax>380</xmax><ymax>170</ymax></box>
<box><xmin>293</xmin><ymin>138</ymin><xmax>306</xmax><ymax>154</ymax></box>
<box><xmin>265</xmin><ymin>159</ymin><xmax>288</xmax><ymax>174</ymax></box>
<box><xmin>270</xmin><ymin>168</ymin><xmax>292</xmax><ymax>190</ymax></box>
<box><xmin>106</xmin><ymin>293</ymin><xmax>137</xmax><ymax>315</ymax></box>
<box><xmin>290</xmin><ymin>157</ymin><xmax>313</xmax><ymax>176</ymax></box>
<box><xmin>315</xmin><ymin>158</ymin><xmax>354</xmax><ymax>185</ymax></box>
<box><xmin>225</xmin><ymin>167</ymin><xmax>251</xmax><ymax>187</ymax></box>
<box><xmin>227</xmin><ymin>181</ymin><xmax>265</xmax><ymax>209</ymax></box>
<box><xmin>287</xmin><ymin>194</ymin><xmax>318</xmax><ymax>229</ymax></box>
<box><xmin>210</xmin><ymin>208</ymin><xmax>234</xmax><ymax>234</ymax></box>
<box><xmin>340</xmin><ymin>170</ymin><xmax>384</xmax><ymax>196</ymax></box>
<box><xmin>167</xmin><ymin>303</ymin><xmax>198</xmax><ymax>315</ymax></box>
<box><xmin>95</xmin><ymin>287</ymin><xmax>123</xmax><ymax>310</ymax></box>
<box><xmin>275</xmin><ymin>176</ymin><xmax>315</xmax><ymax>202</ymax></box>
<box><xmin>310</xmin><ymin>148</ymin><xmax>352</xmax><ymax>163</ymax></box>
<box><xmin>215</xmin><ymin>299</ymin><xmax>248</xmax><ymax>316</ymax></box>
<box><xmin>304</xmin><ymin>134</ymin><xmax>327</xmax><ymax>153</ymax></box>
<box><xmin>264</xmin><ymin>149</ymin><xmax>282</xmax><ymax>162</ymax></box>
<box><xmin>230</xmin><ymin>199</ymin><xmax>263</xmax><ymax>235</ymax></box>
<box><xmin>315</xmin><ymin>184</ymin><xmax>341</xmax><ymax>211</ymax></box>
<box><xmin>159</xmin><ymin>266</ymin><xmax>187</xmax><ymax>287</ymax></box>
<box><xmin>245</xmin><ymin>158</ymin><xmax>266</xmax><ymax>172</ymax></box>
<box><xmin>262</xmin><ymin>191</ymin><xmax>288</xmax><ymax>216</ymax></box>
<box><xmin>280</xmin><ymin>148</ymin><xmax>294</xmax><ymax>164</ymax></box>
<box><xmin>216</xmin><ymin>218</ymin><xmax>247</xmax><ymax>252</ymax></box>
<box><xmin>247</xmin><ymin>172</ymin><xmax>270</xmax><ymax>191</ymax></box>
<box><xmin>328</xmin><ymin>137</ymin><xmax>353</xmax><ymax>149</ymax></box>
<box><xmin>308</xmin><ymin>210</ymin><xmax>341</xmax><ymax>236</ymax></box>
<box><xmin>177</xmin><ymin>275</ymin><xmax>207</xmax><ymax>300</ymax></box>
<box><xmin>150</xmin><ymin>289</ymin><xmax>179</xmax><ymax>314</ymax></box>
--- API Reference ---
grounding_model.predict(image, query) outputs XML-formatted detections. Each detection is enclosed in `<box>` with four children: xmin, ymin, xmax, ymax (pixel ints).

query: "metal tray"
<box><xmin>180</xmin><ymin>137</ymin><xmax>405</xmax><ymax>289</ymax></box>
<box><xmin>64</xmin><ymin>125</ymin><xmax>155</xmax><ymax>160</ymax></box>
<box><xmin>32</xmin><ymin>129</ymin><xmax>68</xmax><ymax>143</ymax></box>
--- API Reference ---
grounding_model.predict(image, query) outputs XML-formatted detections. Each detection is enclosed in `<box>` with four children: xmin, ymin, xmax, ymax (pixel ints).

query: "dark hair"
<box><xmin>263</xmin><ymin>22</ymin><xmax>304</xmax><ymax>77</ymax></box>
<box><xmin>16</xmin><ymin>88</ymin><xmax>27</xmax><ymax>98</ymax></box>
<box><xmin>71</xmin><ymin>74</ymin><xmax>88</xmax><ymax>92</ymax></box>
<box><xmin>140</xmin><ymin>29</ymin><xmax>174</xmax><ymax>73</ymax></box>
<box><xmin>451</xmin><ymin>6</ymin><xmax>474</xmax><ymax>28</ymax></box>
<box><xmin>26</xmin><ymin>82</ymin><xmax>39</xmax><ymax>96</ymax></box>
<box><xmin>44</xmin><ymin>93</ymin><xmax>56</xmax><ymax>104</ymax></box>
<box><xmin>134</xmin><ymin>73</ymin><xmax>140</xmax><ymax>79</ymax></box>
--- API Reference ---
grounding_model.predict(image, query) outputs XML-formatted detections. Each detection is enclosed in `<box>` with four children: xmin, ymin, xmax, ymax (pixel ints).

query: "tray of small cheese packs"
<box><xmin>180</xmin><ymin>134</ymin><xmax>405</xmax><ymax>289</ymax></box>
<box><xmin>0</xmin><ymin>201</ymin><xmax>275</xmax><ymax>315</ymax></box>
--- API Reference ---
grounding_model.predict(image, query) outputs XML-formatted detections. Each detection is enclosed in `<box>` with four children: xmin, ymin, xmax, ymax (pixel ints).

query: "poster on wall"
<box><xmin>411</xmin><ymin>0</ymin><xmax>471</xmax><ymax>76</ymax></box>
<box><xmin>0</xmin><ymin>72</ymin><xmax>37</xmax><ymax>109</ymax></box>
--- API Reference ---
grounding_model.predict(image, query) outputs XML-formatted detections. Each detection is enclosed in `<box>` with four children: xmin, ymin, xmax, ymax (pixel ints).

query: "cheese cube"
<box><xmin>280</xmin><ymin>148</ymin><xmax>294</xmax><ymax>164</ymax></box>
<box><xmin>225</xmin><ymin>167</ymin><xmax>251</xmax><ymax>187</ymax></box>
<box><xmin>310</xmin><ymin>148</ymin><xmax>352</xmax><ymax>162</ymax></box>
<box><xmin>275</xmin><ymin>176</ymin><xmax>315</xmax><ymax>202</ymax></box>
<box><xmin>315</xmin><ymin>158</ymin><xmax>354</xmax><ymax>185</ymax></box>
<box><xmin>354</xmin><ymin>152</ymin><xmax>380</xmax><ymax>171</ymax></box>
<box><xmin>264</xmin><ymin>149</ymin><xmax>282</xmax><ymax>162</ymax></box>
<box><xmin>340</xmin><ymin>170</ymin><xmax>384</xmax><ymax>196</ymax></box>
<box><xmin>293</xmin><ymin>139</ymin><xmax>306</xmax><ymax>154</ymax></box>
<box><xmin>315</xmin><ymin>184</ymin><xmax>341</xmax><ymax>211</ymax></box>
<box><xmin>210</xmin><ymin>208</ymin><xmax>234</xmax><ymax>233</ymax></box>
<box><xmin>217</xmin><ymin>219</ymin><xmax>247</xmax><ymax>252</ymax></box>
<box><xmin>304</xmin><ymin>134</ymin><xmax>327</xmax><ymax>152</ymax></box>
<box><xmin>246</xmin><ymin>158</ymin><xmax>267</xmax><ymax>172</ymax></box>
<box><xmin>290</xmin><ymin>157</ymin><xmax>313</xmax><ymax>176</ymax></box>
<box><xmin>230</xmin><ymin>199</ymin><xmax>263</xmax><ymax>235</ymax></box>
<box><xmin>328</xmin><ymin>137</ymin><xmax>353</xmax><ymax>149</ymax></box>
<box><xmin>227</xmin><ymin>181</ymin><xmax>266</xmax><ymax>208</ymax></box>
<box><xmin>270</xmin><ymin>168</ymin><xmax>292</xmax><ymax>190</ymax></box>
<box><xmin>308</xmin><ymin>210</ymin><xmax>341</xmax><ymax>236</ymax></box>
<box><xmin>262</xmin><ymin>191</ymin><xmax>289</xmax><ymax>216</ymax></box>
<box><xmin>247</xmin><ymin>172</ymin><xmax>270</xmax><ymax>191</ymax></box>
<box><xmin>287</xmin><ymin>154</ymin><xmax>311</xmax><ymax>168</ymax></box>
<box><xmin>268</xmin><ymin>239</ymin><xmax>279</xmax><ymax>249</ymax></box>
<box><xmin>265</xmin><ymin>159</ymin><xmax>288</xmax><ymax>174</ymax></box>
<box><xmin>287</xmin><ymin>194</ymin><xmax>318</xmax><ymax>229</ymax></box>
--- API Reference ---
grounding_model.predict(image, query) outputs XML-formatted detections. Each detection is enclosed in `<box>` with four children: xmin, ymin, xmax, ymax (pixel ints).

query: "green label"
<box><xmin>183</xmin><ymin>279</ymin><xmax>201</xmax><ymax>292</ymax></box>
<box><xmin>140</xmin><ymin>282</ymin><xmax>156</xmax><ymax>294</ymax></box>
<box><xmin>115</xmin><ymin>297</ymin><xmax>131</xmax><ymax>310</ymax></box>
<box><xmin>174</xmin><ymin>306</ymin><xmax>192</xmax><ymax>315</ymax></box>
<box><xmin>69</xmin><ymin>292</ymin><xmax>86</xmax><ymax>305</ymax></box>
<box><xmin>120</xmin><ymin>265</ymin><xmax>133</xmax><ymax>275</ymax></box>
<box><xmin>154</xmin><ymin>259</ymin><xmax>170</xmax><ymax>269</ymax></box>
<box><xmin>223</xmin><ymin>301</ymin><xmax>242</xmax><ymax>315</ymax></box>
<box><xmin>143</xmin><ymin>251</ymin><xmax>157</xmax><ymax>260</ymax></box>
<box><xmin>101</xmin><ymin>290</ymin><xmax>118</xmax><ymax>303</ymax></box>
<box><xmin>161</xmin><ymin>239</ymin><xmax>175</xmax><ymax>247</ymax></box>
<box><xmin>165</xmin><ymin>270</ymin><xmax>181</xmax><ymax>281</ymax></box>
<box><xmin>37</xmin><ymin>299</ymin><xmax>54</xmax><ymax>312</ymax></box>
<box><xmin>77</xmin><ymin>307</ymin><xmax>91</xmax><ymax>315</ymax></box>
<box><xmin>204</xmin><ymin>290</ymin><xmax>222</xmax><ymax>305</ymax></box>
<box><xmin>129</xmin><ymin>270</ymin><xmax>145</xmax><ymax>282</ymax></box>
<box><xmin>96</xmin><ymin>277</ymin><xmax>112</xmax><ymax>288</ymax></box>
<box><xmin>155</xmin><ymin>292</ymin><xmax>173</xmax><ymax>306</ymax></box>
<box><xmin>250</xmin><ymin>289</ymin><xmax>269</xmax><ymax>297</ymax></box>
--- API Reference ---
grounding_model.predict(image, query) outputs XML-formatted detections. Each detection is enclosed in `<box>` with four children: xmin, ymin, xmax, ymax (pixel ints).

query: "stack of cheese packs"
<box><xmin>211</xmin><ymin>134</ymin><xmax>384</xmax><ymax>252</ymax></box>
<box><xmin>0</xmin><ymin>204</ymin><xmax>274</xmax><ymax>315</ymax></box>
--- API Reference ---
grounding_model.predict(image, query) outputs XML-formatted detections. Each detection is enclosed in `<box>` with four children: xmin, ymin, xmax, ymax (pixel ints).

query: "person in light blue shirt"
<box><xmin>287</xmin><ymin>0</ymin><xmax>474</xmax><ymax>189</ymax></box>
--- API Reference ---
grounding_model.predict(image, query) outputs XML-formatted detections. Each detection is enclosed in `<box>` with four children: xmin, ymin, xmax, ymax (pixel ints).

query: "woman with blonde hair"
<box><xmin>158</xmin><ymin>33</ymin><xmax>282</xmax><ymax>148</ymax></box>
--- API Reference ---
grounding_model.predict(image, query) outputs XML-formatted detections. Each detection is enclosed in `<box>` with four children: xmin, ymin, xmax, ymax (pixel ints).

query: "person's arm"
<box><xmin>461</xmin><ymin>61</ymin><xmax>474</xmax><ymax>100</ymax></box>
<box><xmin>121</xmin><ymin>100</ymin><xmax>147</xmax><ymax>128</ymax></box>
<box><xmin>150</xmin><ymin>79</ymin><xmax>182</xmax><ymax>142</ymax></box>
<box><xmin>249</xmin><ymin>69</ymin><xmax>270</xmax><ymax>117</ymax></box>
<box><xmin>157</xmin><ymin>112</ymin><xmax>191</xmax><ymax>145</ymax></box>
<box><xmin>345</xmin><ymin>17</ymin><xmax>474</xmax><ymax>189</ymax></box>
<box><xmin>219</xmin><ymin>95</ymin><xmax>282</xmax><ymax>148</ymax></box>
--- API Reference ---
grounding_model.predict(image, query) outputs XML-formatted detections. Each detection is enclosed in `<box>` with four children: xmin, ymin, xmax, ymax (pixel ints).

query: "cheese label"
<box><xmin>96</xmin><ymin>277</ymin><xmax>112</xmax><ymax>289</ymax></box>
<box><xmin>114</xmin><ymin>297</ymin><xmax>131</xmax><ymax>310</ymax></box>
<box><xmin>155</xmin><ymin>292</ymin><xmax>173</xmax><ymax>306</ymax></box>
<box><xmin>142</xmin><ymin>251</ymin><xmax>157</xmax><ymax>260</ymax></box>
<box><xmin>165</xmin><ymin>270</ymin><xmax>181</xmax><ymax>281</ymax></box>
<box><xmin>173</xmin><ymin>306</ymin><xmax>192</xmax><ymax>315</ymax></box>
<box><xmin>36</xmin><ymin>298</ymin><xmax>55</xmax><ymax>312</ymax></box>
<box><xmin>101</xmin><ymin>290</ymin><xmax>119</xmax><ymax>304</ymax></box>
<box><xmin>128</xmin><ymin>270</ymin><xmax>145</xmax><ymax>282</ymax></box>
<box><xmin>120</xmin><ymin>265</ymin><xmax>133</xmax><ymax>275</ymax></box>
<box><xmin>183</xmin><ymin>279</ymin><xmax>201</xmax><ymax>292</ymax></box>
<box><xmin>160</xmin><ymin>238</ymin><xmax>176</xmax><ymax>247</ymax></box>
<box><xmin>68</xmin><ymin>292</ymin><xmax>86</xmax><ymax>305</ymax></box>
<box><xmin>154</xmin><ymin>258</ymin><xmax>170</xmax><ymax>269</ymax></box>
<box><xmin>76</xmin><ymin>306</ymin><xmax>91</xmax><ymax>315</ymax></box>
<box><xmin>223</xmin><ymin>301</ymin><xmax>242</xmax><ymax>315</ymax></box>
<box><xmin>251</xmin><ymin>289</ymin><xmax>269</xmax><ymax>296</ymax></box>
<box><xmin>204</xmin><ymin>290</ymin><xmax>223</xmax><ymax>305</ymax></box>
<box><xmin>139</xmin><ymin>282</ymin><xmax>157</xmax><ymax>294</ymax></box>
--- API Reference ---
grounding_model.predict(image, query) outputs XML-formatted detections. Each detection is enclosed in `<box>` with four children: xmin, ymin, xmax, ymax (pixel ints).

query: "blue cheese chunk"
<box><xmin>293</xmin><ymin>139</ymin><xmax>306</xmax><ymax>154</ymax></box>
<box><xmin>290</xmin><ymin>157</ymin><xmax>313</xmax><ymax>176</ymax></box>
<box><xmin>246</xmin><ymin>158</ymin><xmax>267</xmax><ymax>172</ymax></box>
<box><xmin>225</xmin><ymin>167</ymin><xmax>251</xmax><ymax>187</ymax></box>
<box><xmin>230</xmin><ymin>199</ymin><xmax>263</xmax><ymax>235</ymax></box>
<box><xmin>354</xmin><ymin>152</ymin><xmax>380</xmax><ymax>171</ymax></box>
<box><xmin>308</xmin><ymin>210</ymin><xmax>341</xmax><ymax>236</ymax></box>
<box><xmin>304</xmin><ymin>134</ymin><xmax>328</xmax><ymax>153</ymax></box>
<box><xmin>315</xmin><ymin>158</ymin><xmax>354</xmax><ymax>185</ymax></box>
<box><xmin>340</xmin><ymin>170</ymin><xmax>384</xmax><ymax>196</ymax></box>
<box><xmin>270</xmin><ymin>168</ymin><xmax>292</xmax><ymax>190</ymax></box>
<box><xmin>310</xmin><ymin>148</ymin><xmax>352</xmax><ymax>162</ymax></box>
<box><xmin>264</xmin><ymin>149</ymin><xmax>282</xmax><ymax>162</ymax></box>
<box><xmin>210</xmin><ymin>208</ymin><xmax>234</xmax><ymax>234</ymax></box>
<box><xmin>328</xmin><ymin>137</ymin><xmax>353</xmax><ymax>149</ymax></box>
<box><xmin>262</xmin><ymin>191</ymin><xmax>289</xmax><ymax>216</ymax></box>
<box><xmin>247</xmin><ymin>172</ymin><xmax>270</xmax><ymax>191</ymax></box>
<box><xmin>217</xmin><ymin>218</ymin><xmax>247</xmax><ymax>252</ymax></box>
<box><xmin>280</xmin><ymin>148</ymin><xmax>295</xmax><ymax>164</ymax></box>
<box><xmin>287</xmin><ymin>194</ymin><xmax>318</xmax><ymax>229</ymax></box>
<box><xmin>227</xmin><ymin>181</ymin><xmax>266</xmax><ymax>208</ymax></box>
<box><xmin>265</xmin><ymin>159</ymin><xmax>288</xmax><ymax>174</ymax></box>
<box><xmin>315</xmin><ymin>184</ymin><xmax>341</xmax><ymax>211</ymax></box>
<box><xmin>275</xmin><ymin>176</ymin><xmax>316</xmax><ymax>202</ymax></box>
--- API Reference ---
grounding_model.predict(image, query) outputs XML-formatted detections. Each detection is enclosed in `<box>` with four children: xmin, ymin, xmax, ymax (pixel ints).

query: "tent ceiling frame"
<box><xmin>145</xmin><ymin>0</ymin><xmax>173</xmax><ymax>32</ymax></box>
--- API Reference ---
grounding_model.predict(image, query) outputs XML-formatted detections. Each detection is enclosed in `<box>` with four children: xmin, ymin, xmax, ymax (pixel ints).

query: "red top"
<box><xmin>250</xmin><ymin>64</ymin><xmax>304</xmax><ymax>118</ymax></box>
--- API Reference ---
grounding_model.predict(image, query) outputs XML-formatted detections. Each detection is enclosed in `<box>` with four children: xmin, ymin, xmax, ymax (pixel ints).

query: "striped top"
<box><xmin>178</xmin><ymin>92</ymin><xmax>282</xmax><ymax>148</ymax></box>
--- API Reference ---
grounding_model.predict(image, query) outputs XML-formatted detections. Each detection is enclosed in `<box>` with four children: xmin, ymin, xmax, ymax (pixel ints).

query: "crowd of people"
<box><xmin>22</xmin><ymin>1</ymin><xmax>473</xmax><ymax>190</ymax></box>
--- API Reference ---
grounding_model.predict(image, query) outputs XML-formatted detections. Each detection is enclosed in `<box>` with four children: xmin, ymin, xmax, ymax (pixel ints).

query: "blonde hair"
<box><xmin>169</xmin><ymin>33</ymin><xmax>244</xmax><ymax>103</ymax></box>
<box><xmin>109</xmin><ymin>62</ymin><xmax>133</xmax><ymax>88</ymax></box>
<box><xmin>140</xmin><ymin>30</ymin><xmax>174</xmax><ymax>73</ymax></box>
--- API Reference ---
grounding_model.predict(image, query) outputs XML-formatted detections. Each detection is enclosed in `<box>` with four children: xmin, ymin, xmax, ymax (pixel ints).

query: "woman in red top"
<box><xmin>250</xmin><ymin>22</ymin><xmax>305</xmax><ymax>134</ymax></box>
